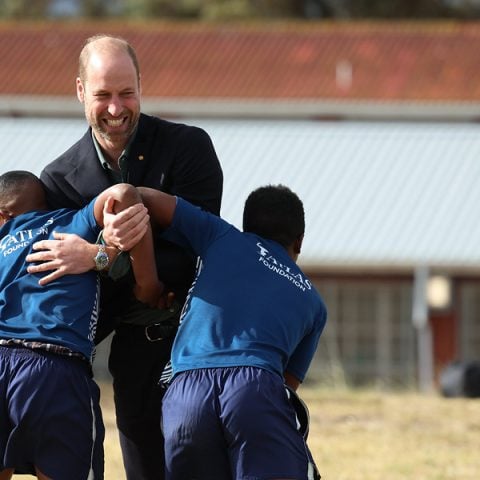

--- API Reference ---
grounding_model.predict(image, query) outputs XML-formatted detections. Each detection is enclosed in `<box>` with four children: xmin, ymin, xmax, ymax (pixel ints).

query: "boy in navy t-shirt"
<box><xmin>0</xmin><ymin>171</ymin><xmax>160</xmax><ymax>480</ymax></box>
<box><xmin>115</xmin><ymin>184</ymin><xmax>326</xmax><ymax>480</ymax></box>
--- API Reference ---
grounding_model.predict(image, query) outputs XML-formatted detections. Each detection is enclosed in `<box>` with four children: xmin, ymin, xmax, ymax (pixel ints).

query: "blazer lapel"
<box><xmin>127</xmin><ymin>115</ymin><xmax>154</xmax><ymax>186</ymax></box>
<box><xmin>65</xmin><ymin>130</ymin><xmax>112</xmax><ymax>200</ymax></box>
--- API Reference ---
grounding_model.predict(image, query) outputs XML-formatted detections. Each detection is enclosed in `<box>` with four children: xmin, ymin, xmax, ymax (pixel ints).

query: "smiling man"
<box><xmin>77</xmin><ymin>36</ymin><xmax>141</xmax><ymax>162</ymax></box>
<box><xmin>29</xmin><ymin>35</ymin><xmax>223</xmax><ymax>480</ymax></box>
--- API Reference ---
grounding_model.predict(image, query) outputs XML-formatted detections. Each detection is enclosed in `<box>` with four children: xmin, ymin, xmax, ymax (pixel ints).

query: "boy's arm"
<box><xmin>101</xmin><ymin>187</ymin><xmax>177</xmax><ymax>251</ymax></box>
<box><xmin>137</xmin><ymin>187</ymin><xmax>177</xmax><ymax>228</ymax></box>
<box><xmin>284</xmin><ymin>371</ymin><xmax>301</xmax><ymax>391</ymax></box>
<box><xmin>94</xmin><ymin>183</ymin><xmax>162</xmax><ymax>307</ymax></box>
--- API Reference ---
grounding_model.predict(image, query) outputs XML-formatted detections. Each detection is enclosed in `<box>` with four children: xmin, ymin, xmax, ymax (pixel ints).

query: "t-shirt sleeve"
<box><xmin>162</xmin><ymin>197</ymin><xmax>231</xmax><ymax>256</ymax></box>
<box><xmin>70</xmin><ymin>197</ymin><xmax>100</xmax><ymax>242</ymax></box>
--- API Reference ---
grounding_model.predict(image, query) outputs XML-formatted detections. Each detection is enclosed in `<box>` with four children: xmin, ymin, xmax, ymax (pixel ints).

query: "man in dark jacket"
<box><xmin>26</xmin><ymin>34</ymin><xmax>223</xmax><ymax>480</ymax></box>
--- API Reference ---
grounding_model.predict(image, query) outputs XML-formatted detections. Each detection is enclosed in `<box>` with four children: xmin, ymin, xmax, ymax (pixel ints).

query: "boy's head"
<box><xmin>0</xmin><ymin>171</ymin><xmax>47</xmax><ymax>225</ymax></box>
<box><xmin>243</xmin><ymin>184</ymin><xmax>305</xmax><ymax>257</ymax></box>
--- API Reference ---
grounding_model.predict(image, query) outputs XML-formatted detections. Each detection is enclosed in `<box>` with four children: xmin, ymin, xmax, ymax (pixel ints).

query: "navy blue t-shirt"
<box><xmin>169</xmin><ymin>198</ymin><xmax>327</xmax><ymax>382</ymax></box>
<box><xmin>0</xmin><ymin>200</ymin><xmax>100</xmax><ymax>360</ymax></box>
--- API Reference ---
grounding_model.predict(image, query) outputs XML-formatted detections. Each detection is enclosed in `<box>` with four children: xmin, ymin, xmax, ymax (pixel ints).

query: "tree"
<box><xmin>1</xmin><ymin>0</ymin><xmax>480</xmax><ymax>20</ymax></box>
<box><xmin>0</xmin><ymin>0</ymin><xmax>50</xmax><ymax>18</ymax></box>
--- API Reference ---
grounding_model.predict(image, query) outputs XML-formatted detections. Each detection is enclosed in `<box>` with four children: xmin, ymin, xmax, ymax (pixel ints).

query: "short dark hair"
<box><xmin>0</xmin><ymin>170</ymin><xmax>46</xmax><ymax>216</ymax></box>
<box><xmin>242</xmin><ymin>185</ymin><xmax>305</xmax><ymax>248</ymax></box>
<box><xmin>0</xmin><ymin>170</ymin><xmax>40</xmax><ymax>193</ymax></box>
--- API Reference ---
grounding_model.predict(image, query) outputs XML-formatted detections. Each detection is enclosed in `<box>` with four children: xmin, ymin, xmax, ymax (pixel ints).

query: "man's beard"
<box><xmin>90</xmin><ymin>111</ymin><xmax>139</xmax><ymax>144</ymax></box>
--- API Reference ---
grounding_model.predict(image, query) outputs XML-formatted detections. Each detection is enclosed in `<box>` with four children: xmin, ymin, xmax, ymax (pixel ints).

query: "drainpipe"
<box><xmin>412</xmin><ymin>265</ymin><xmax>434</xmax><ymax>392</ymax></box>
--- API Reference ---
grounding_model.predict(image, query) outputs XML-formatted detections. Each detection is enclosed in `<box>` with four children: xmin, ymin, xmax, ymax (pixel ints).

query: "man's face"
<box><xmin>77</xmin><ymin>48</ymin><xmax>141</xmax><ymax>153</ymax></box>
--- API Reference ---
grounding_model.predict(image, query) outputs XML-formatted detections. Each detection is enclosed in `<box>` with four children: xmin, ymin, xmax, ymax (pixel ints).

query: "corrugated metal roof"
<box><xmin>1</xmin><ymin>21</ymin><xmax>480</xmax><ymax>101</ymax></box>
<box><xmin>1</xmin><ymin>117</ymin><xmax>480</xmax><ymax>270</ymax></box>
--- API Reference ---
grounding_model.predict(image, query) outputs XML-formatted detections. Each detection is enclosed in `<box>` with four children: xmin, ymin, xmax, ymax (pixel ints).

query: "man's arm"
<box><xmin>166</xmin><ymin>126</ymin><xmax>223</xmax><ymax>215</ymax></box>
<box><xmin>26</xmin><ymin>136</ymin><xmax>123</xmax><ymax>282</ymax></box>
<box><xmin>25</xmin><ymin>184</ymin><xmax>177</xmax><ymax>282</ymax></box>
<box><xmin>28</xmin><ymin>183</ymin><xmax>161</xmax><ymax>307</ymax></box>
<box><xmin>26</xmin><ymin>232</ymin><xmax>102</xmax><ymax>283</ymax></box>
<box><xmin>26</xmin><ymin>193</ymin><xmax>149</xmax><ymax>285</ymax></box>
<box><xmin>26</xmin><ymin>123</ymin><xmax>222</xmax><ymax>283</ymax></box>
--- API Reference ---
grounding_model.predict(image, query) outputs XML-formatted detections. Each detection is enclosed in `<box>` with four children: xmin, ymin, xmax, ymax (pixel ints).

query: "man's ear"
<box><xmin>76</xmin><ymin>77</ymin><xmax>85</xmax><ymax>103</ymax></box>
<box><xmin>294</xmin><ymin>234</ymin><xmax>304</xmax><ymax>255</ymax></box>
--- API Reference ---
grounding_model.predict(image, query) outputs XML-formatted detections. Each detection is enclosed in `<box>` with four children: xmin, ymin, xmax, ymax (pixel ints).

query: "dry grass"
<box><xmin>304</xmin><ymin>387</ymin><xmax>480</xmax><ymax>480</ymax></box>
<box><xmin>13</xmin><ymin>382</ymin><xmax>480</xmax><ymax>480</ymax></box>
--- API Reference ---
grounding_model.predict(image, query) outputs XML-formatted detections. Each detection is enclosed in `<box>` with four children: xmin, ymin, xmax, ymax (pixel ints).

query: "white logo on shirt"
<box><xmin>0</xmin><ymin>218</ymin><xmax>54</xmax><ymax>257</ymax></box>
<box><xmin>256</xmin><ymin>241</ymin><xmax>312</xmax><ymax>291</ymax></box>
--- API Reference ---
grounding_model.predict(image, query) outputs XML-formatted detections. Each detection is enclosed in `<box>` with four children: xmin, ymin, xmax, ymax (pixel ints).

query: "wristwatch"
<box><xmin>94</xmin><ymin>244</ymin><xmax>109</xmax><ymax>271</ymax></box>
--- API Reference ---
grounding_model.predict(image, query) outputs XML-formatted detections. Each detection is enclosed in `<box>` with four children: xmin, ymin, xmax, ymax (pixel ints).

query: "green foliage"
<box><xmin>348</xmin><ymin>0</ymin><xmax>453</xmax><ymax>18</ymax></box>
<box><xmin>123</xmin><ymin>0</ymin><xmax>202</xmax><ymax>18</ymax></box>
<box><xmin>0</xmin><ymin>0</ymin><xmax>50</xmax><ymax>18</ymax></box>
<box><xmin>202</xmin><ymin>0</ymin><xmax>255</xmax><ymax>20</ymax></box>
<box><xmin>0</xmin><ymin>0</ymin><xmax>478</xmax><ymax>20</ymax></box>
<box><xmin>122</xmin><ymin>0</ymin><xmax>295</xmax><ymax>20</ymax></box>
<box><xmin>81</xmin><ymin>0</ymin><xmax>111</xmax><ymax>17</ymax></box>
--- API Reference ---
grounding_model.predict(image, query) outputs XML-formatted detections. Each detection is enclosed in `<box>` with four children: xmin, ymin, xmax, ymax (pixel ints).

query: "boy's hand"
<box><xmin>133</xmin><ymin>281</ymin><xmax>164</xmax><ymax>308</ymax></box>
<box><xmin>157</xmin><ymin>291</ymin><xmax>176</xmax><ymax>310</ymax></box>
<box><xmin>133</xmin><ymin>282</ymin><xmax>175</xmax><ymax>311</ymax></box>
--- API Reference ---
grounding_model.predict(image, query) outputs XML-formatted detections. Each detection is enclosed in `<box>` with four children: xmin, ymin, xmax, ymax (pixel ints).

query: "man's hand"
<box><xmin>26</xmin><ymin>232</ymin><xmax>98</xmax><ymax>286</ymax></box>
<box><xmin>103</xmin><ymin>198</ymin><xmax>150</xmax><ymax>251</ymax></box>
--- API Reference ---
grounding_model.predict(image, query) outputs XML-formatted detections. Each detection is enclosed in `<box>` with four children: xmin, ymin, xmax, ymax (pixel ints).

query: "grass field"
<box><xmin>13</xmin><ymin>382</ymin><xmax>480</xmax><ymax>479</ymax></box>
<box><xmin>303</xmin><ymin>387</ymin><xmax>480</xmax><ymax>480</ymax></box>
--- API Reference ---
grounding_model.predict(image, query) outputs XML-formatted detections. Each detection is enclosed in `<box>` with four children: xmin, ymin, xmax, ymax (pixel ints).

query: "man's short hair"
<box><xmin>78</xmin><ymin>34</ymin><xmax>140</xmax><ymax>84</ymax></box>
<box><xmin>242</xmin><ymin>184</ymin><xmax>305</xmax><ymax>248</ymax></box>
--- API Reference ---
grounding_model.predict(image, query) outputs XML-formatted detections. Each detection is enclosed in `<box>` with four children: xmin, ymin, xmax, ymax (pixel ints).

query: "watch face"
<box><xmin>95</xmin><ymin>251</ymin><xmax>109</xmax><ymax>271</ymax></box>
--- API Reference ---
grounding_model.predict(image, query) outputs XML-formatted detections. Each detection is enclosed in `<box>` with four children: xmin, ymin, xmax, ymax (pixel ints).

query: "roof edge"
<box><xmin>299</xmin><ymin>261</ymin><xmax>480</xmax><ymax>276</ymax></box>
<box><xmin>2</xmin><ymin>96</ymin><xmax>480</xmax><ymax>121</ymax></box>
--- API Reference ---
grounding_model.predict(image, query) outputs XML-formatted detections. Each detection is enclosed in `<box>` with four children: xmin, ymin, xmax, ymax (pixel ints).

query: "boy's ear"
<box><xmin>0</xmin><ymin>210</ymin><xmax>11</xmax><ymax>225</ymax></box>
<box><xmin>294</xmin><ymin>234</ymin><xmax>304</xmax><ymax>254</ymax></box>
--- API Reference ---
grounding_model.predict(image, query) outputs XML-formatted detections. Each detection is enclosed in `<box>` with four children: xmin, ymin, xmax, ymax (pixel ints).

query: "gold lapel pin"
<box><xmin>138</xmin><ymin>155</ymin><xmax>144</xmax><ymax>161</ymax></box>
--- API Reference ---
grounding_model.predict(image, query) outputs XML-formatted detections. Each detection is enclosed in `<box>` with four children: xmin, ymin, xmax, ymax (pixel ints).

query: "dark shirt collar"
<box><xmin>92</xmin><ymin>128</ymin><xmax>137</xmax><ymax>183</ymax></box>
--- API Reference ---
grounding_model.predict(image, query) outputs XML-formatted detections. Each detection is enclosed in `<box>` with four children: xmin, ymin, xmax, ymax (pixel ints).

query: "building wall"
<box><xmin>3</xmin><ymin>116</ymin><xmax>480</xmax><ymax>389</ymax></box>
<box><xmin>307</xmin><ymin>274</ymin><xmax>480</xmax><ymax>389</ymax></box>
<box><xmin>459</xmin><ymin>281</ymin><xmax>480</xmax><ymax>361</ymax></box>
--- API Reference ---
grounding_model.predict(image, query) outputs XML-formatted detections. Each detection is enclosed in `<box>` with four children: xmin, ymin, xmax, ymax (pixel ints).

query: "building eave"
<box><xmin>2</xmin><ymin>95</ymin><xmax>480</xmax><ymax>121</ymax></box>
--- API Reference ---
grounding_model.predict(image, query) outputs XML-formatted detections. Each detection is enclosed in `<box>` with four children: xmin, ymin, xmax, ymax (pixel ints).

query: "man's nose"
<box><xmin>108</xmin><ymin>96</ymin><xmax>123</xmax><ymax>116</ymax></box>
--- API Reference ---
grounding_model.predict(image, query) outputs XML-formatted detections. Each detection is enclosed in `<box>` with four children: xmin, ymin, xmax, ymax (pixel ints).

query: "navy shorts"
<box><xmin>0</xmin><ymin>346</ymin><xmax>105</xmax><ymax>479</ymax></box>
<box><xmin>162</xmin><ymin>366</ymin><xmax>313</xmax><ymax>480</ymax></box>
